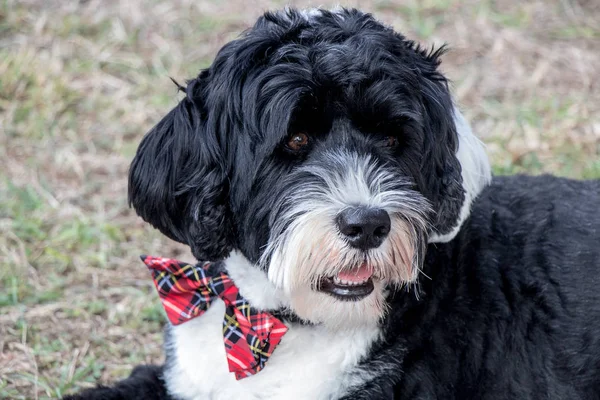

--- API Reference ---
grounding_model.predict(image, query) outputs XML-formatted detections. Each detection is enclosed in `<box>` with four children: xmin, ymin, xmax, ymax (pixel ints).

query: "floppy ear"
<box><xmin>128</xmin><ymin>77</ymin><xmax>233</xmax><ymax>261</ymax></box>
<box><xmin>415</xmin><ymin>47</ymin><xmax>491</xmax><ymax>242</ymax></box>
<box><xmin>408</xmin><ymin>47</ymin><xmax>466</xmax><ymax>239</ymax></box>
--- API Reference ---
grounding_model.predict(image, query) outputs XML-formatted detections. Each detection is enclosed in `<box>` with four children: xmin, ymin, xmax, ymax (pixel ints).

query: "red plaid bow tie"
<box><xmin>142</xmin><ymin>255</ymin><xmax>288</xmax><ymax>380</ymax></box>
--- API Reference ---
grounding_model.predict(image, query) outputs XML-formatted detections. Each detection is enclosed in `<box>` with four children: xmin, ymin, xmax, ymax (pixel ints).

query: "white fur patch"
<box><xmin>429</xmin><ymin>107</ymin><xmax>492</xmax><ymax>243</ymax></box>
<box><xmin>225</xmin><ymin>251</ymin><xmax>288</xmax><ymax>310</ymax></box>
<box><xmin>164</xmin><ymin>254</ymin><xmax>380</xmax><ymax>400</ymax></box>
<box><xmin>298</xmin><ymin>6</ymin><xmax>345</xmax><ymax>21</ymax></box>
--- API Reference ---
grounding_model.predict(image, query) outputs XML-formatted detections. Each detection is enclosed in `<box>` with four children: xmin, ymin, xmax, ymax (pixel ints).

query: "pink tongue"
<box><xmin>337</xmin><ymin>264</ymin><xmax>373</xmax><ymax>282</ymax></box>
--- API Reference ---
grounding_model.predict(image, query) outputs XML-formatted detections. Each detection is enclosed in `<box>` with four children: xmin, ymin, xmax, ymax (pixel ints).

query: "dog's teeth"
<box><xmin>333</xmin><ymin>276</ymin><xmax>369</xmax><ymax>286</ymax></box>
<box><xmin>337</xmin><ymin>278</ymin><xmax>365</xmax><ymax>286</ymax></box>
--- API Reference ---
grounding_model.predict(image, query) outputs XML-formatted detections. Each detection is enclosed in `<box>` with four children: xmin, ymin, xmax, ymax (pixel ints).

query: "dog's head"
<box><xmin>129</xmin><ymin>8</ymin><xmax>491</xmax><ymax>328</ymax></box>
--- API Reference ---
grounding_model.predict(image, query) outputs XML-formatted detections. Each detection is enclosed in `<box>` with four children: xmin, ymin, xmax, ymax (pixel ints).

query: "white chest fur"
<box><xmin>163</xmin><ymin>299</ymin><xmax>380</xmax><ymax>400</ymax></box>
<box><xmin>164</xmin><ymin>304</ymin><xmax>379</xmax><ymax>400</ymax></box>
<box><xmin>163</xmin><ymin>252</ymin><xmax>381</xmax><ymax>399</ymax></box>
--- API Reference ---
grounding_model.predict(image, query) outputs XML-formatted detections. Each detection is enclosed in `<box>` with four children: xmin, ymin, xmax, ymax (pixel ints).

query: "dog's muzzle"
<box><xmin>311</xmin><ymin>206</ymin><xmax>390</xmax><ymax>301</ymax></box>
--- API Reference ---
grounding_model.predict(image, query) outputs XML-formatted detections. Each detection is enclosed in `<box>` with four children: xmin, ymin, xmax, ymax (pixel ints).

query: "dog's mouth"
<box><xmin>317</xmin><ymin>263</ymin><xmax>375</xmax><ymax>301</ymax></box>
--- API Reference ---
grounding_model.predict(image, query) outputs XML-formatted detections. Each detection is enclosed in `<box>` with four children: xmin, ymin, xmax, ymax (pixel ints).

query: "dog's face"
<box><xmin>129</xmin><ymin>9</ymin><xmax>491</xmax><ymax>328</ymax></box>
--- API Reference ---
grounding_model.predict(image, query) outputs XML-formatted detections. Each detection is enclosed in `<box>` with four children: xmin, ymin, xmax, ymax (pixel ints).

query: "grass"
<box><xmin>0</xmin><ymin>0</ymin><xmax>598</xmax><ymax>398</ymax></box>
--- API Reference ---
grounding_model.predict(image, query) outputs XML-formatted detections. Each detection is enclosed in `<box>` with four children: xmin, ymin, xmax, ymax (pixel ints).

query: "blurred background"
<box><xmin>0</xmin><ymin>0</ymin><xmax>598</xmax><ymax>398</ymax></box>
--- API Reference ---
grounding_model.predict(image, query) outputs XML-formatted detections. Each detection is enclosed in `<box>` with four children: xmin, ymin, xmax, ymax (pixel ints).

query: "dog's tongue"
<box><xmin>337</xmin><ymin>263</ymin><xmax>373</xmax><ymax>282</ymax></box>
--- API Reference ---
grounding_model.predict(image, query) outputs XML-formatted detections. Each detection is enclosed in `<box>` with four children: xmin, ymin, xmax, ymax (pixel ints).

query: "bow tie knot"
<box><xmin>142</xmin><ymin>255</ymin><xmax>287</xmax><ymax>380</ymax></box>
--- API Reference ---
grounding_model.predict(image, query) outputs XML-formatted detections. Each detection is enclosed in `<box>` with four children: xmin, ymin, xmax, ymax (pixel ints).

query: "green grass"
<box><xmin>0</xmin><ymin>0</ymin><xmax>598</xmax><ymax>398</ymax></box>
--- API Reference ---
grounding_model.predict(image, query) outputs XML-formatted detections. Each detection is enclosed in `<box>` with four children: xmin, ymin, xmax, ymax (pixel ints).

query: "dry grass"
<box><xmin>0</xmin><ymin>0</ymin><xmax>598</xmax><ymax>398</ymax></box>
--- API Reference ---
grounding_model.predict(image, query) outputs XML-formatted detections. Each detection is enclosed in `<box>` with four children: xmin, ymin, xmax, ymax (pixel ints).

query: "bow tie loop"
<box><xmin>142</xmin><ymin>255</ymin><xmax>287</xmax><ymax>380</ymax></box>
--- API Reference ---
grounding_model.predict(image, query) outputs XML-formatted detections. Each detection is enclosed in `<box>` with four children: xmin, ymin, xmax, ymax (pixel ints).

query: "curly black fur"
<box><xmin>128</xmin><ymin>77</ymin><xmax>234</xmax><ymax>261</ymax></box>
<box><xmin>127</xmin><ymin>7</ymin><xmax>464</xmax><ymax>263</ymax></box>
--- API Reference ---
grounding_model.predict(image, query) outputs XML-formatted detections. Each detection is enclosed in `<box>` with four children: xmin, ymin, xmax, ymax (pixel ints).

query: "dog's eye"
<box><xmin>286</xmin><ymin>133</ymin><xmax>310</xmax><ymax>152</ymax></box>
<box><xmin>380</xmin><ymin>135</ymin><xmax>399</xmax><ymax>148</ymax></box>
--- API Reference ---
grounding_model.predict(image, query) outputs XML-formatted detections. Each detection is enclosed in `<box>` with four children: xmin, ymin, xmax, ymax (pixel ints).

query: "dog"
<box><xmin>65</xmin><ymin>8</ymin><xmax>600</xmax><ymax>400</ymax></box>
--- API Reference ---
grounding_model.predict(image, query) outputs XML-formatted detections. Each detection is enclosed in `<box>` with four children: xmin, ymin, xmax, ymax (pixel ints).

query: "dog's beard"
<box><xmin>260</xmin><ymin>152</ymin><xmax>430</xmax><ymax>329</ymax></box>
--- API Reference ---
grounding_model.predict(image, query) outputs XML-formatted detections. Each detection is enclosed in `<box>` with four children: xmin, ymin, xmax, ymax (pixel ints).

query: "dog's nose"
<box><xmin>336</xmin><ymin>207</ymin><xmax>391</xmax><ymax>250</ymax></box>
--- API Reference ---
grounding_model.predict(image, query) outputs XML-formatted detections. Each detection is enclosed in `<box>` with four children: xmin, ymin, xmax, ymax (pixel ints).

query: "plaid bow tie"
<box><xmin>142</xmin><ymin>255</ymin><xmax>288</xmax><ymax>380</ymax></box>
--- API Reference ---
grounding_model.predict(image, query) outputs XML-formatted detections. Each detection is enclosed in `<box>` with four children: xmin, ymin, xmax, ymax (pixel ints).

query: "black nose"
<box><xmin>336</xmin><ymin>207</ymin><xmax>391</xmax><ymax>250</ymax></box>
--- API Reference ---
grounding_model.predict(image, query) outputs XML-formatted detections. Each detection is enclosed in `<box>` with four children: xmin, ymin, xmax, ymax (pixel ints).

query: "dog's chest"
<box><xmin>163</xmin><ymin>301</ymin><xmax>379</xmax><ymax>400</ymax></box>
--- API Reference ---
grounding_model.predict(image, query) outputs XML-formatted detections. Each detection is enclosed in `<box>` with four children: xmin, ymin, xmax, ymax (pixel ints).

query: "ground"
<box><xmin>0</xmin><ymin>0</ymin><xmax>599</xmax><ymax>398</ymax></box>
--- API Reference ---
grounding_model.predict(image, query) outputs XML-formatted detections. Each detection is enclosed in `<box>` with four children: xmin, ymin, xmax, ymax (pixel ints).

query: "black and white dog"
<box><xmin>67</xmin><ymin>8</ymin><xmax>600</xmax><ymax>400</ymax></box>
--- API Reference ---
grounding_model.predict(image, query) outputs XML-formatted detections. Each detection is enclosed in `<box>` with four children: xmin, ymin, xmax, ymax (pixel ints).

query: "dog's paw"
<box><xmin>62</xmin><ymin>365</ymin><xmax>169</xmax><ymax>400</ymax></box>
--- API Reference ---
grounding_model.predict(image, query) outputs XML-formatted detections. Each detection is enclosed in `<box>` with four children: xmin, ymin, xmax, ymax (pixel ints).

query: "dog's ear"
<box><xmin>128</xmin><ymin>76</ymin><xmax>233</xmax><ymax>261</ymax></box>
<box><xmin>412</xmin><ymin>47</ymin><xmax>467</xmax><ymax>239</ymax></box>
